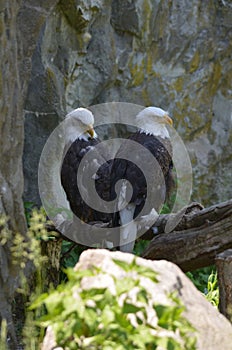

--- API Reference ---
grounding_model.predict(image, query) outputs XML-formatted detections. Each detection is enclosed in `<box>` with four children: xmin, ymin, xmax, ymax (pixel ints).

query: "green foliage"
<box><xmin>0</xmin><ymin>210</ymin><xmax>50</xmax><ymax>270</ymax></box>
<box><xmin>0</xmin><ymin>215</ymin><xmax>11</xmax><ymax>245</ymax></box>
<box><xmin>205</xmin><ymin>271</ymin><xmax>219</xmax><ymax>307</ymax></box>
<box><xmin>24</xmin><ymin>201</ymin><xmax>35</xmax><ymax>224</ymax></box>
<box><xmin>186</xmin><ymin>266</ymin><xmax>219</xmax><ymax>307</ymax></box>
<box><xmin>60</xmin><ymin>241</ymin><xmax>87</xmax><ymax>281</ymax></box>
<box><xmin>31</xmin><ymin>258</ymin><xmax>197</xmax><ymax>349</ymax></box>
<box><xmin>155</xmin><ymin>294</ymin><xmax>197</xmax><ymax>349</ymax></box>
<box><xmin>186</xmin><ymin>266</ymin><xmax>214</xmax><ymax>293</ymax></box>
<box><xmin>61</xmin><ymin>242</ymin><xmax>86</xmax><ymax>268</ymax></box>
<box><xmin>160</xmin><ymin>199</ymin><xmax>174</xmax><ymax>215</ymax></box>
<box><xmin>133</xmin><ymin>239</ymin><xmax>150</xmax><ymax>256</ymax></box>
<box><xmin>0</xmin><ymin>209</ymin><xmax>58</xmax><ymax>350</ymax></box>
<box><xmin>0</xmin><ymin>320</ymin><xmax>7</xmax><ymax>350</ymax></box>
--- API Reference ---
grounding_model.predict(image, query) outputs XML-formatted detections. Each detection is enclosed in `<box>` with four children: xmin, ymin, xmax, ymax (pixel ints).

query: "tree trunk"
<box><xmin>215</xmin><ymin>249</ymin><xmax>232</xmax><ymax>321</ymax></box>
<box><xmin>142</xmin><ymin>200</ymin><xmax>232</xmax><ymax>272</ymax></box>
<box><xmin>0</xmin><ymin>1</ymin><xmax>59</xmax><ymax>347</ymax></box>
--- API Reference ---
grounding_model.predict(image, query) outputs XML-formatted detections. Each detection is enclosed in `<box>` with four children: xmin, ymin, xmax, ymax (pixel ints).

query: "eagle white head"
<box><xmin>136</xmin><ymin>106</ymin><xmax>173</xmax><ymax>138</ymax></box>
<box><xmin>64</xmin><ymin>107</ymin><xmax>97</xmax><ymax>143</ymax></box>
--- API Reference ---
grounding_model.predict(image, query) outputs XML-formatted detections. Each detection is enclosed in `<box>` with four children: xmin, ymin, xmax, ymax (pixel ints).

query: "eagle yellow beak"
<box><xmin>87</xmin><ymin>125</ymin><xmax>95</xmax><ymax>138</ymax></box>
<box><xmin>164</xmin><ymin>114</ymin><xmax>173</xmax><ymax>126</ymax></box>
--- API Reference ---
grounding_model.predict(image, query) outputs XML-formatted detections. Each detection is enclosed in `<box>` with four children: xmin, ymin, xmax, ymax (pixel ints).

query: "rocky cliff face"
<box><xmin>23</xmin><ymin>0</ymin><xmax>232</xmax><ymax>206</ymax></box>
<box><xmin>0</xmin><ymin>1</ymin><xmax>59</xmax><ymax>346</ymax></box>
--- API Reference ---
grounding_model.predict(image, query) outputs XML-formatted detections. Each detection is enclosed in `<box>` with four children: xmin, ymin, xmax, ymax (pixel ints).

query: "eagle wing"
<box><xmin>108</xmin><ymin>131</ymin><xmax>174</xmax><ymax>251</ymax></box>
<box><xmin>61</xmin><ymin>137</ymin><xmax>112</xmax><ymax>224</ymax></box>
<box><xmin>110</xmin><ymin>132</ymin><xmax>173</xmax><ymax>219</ymax></box>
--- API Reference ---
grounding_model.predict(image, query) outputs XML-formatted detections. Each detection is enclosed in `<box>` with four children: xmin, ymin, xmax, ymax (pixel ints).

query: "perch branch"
<box><xmin>142</xmin><ymin>199</ymin><xmax>232</xmax><ymax>272</ymax></box>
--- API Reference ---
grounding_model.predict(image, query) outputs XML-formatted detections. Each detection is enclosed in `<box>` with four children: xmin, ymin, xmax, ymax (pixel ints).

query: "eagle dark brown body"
<box><xmin>109</xmin><ymin>131</ymin><xmax>174</xmax><ymax>223</ymax></box>
<box><xmin>60</xmin><ymin>106</ymin><xmax>174</xmax><ymax>251</ymax></box>
<box><xmin>61</xmin><ymin>137</ymin><xmax>112</xmax><ymax>224</ymax></box>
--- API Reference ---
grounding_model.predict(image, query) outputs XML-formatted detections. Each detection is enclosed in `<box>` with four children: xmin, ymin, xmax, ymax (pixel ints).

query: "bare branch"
<box><xmin>142</xmin><ymin>200</ymin><xmax>232</xmax><ymax>272</ymax></box>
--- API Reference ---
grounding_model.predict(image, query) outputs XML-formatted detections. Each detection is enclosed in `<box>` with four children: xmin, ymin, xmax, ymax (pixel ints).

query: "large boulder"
<box><xmin>42</xmin><ymin>249</ymin><xmax>232</xmax><ymax>350</ymax></box>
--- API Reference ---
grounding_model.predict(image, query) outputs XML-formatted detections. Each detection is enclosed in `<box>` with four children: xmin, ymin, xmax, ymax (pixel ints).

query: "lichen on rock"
<box><xmin>23</xmin><ymin>0</ymin><xmax>232</xmax><ymax>206</ymax></box>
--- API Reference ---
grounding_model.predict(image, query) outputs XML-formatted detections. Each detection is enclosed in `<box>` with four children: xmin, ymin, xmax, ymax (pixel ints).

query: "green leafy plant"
<box><xmin>61</xmin><ymin>242</ymin><xmax>86</xmax><ymax>268</ymax></box>
<box><xmin>0</xmin><ymin>210</ymin><xmax>50</xmax><ymax>271</ymax></box>
<box><xmin>0</xmin><ymin>209</ymin><xmax>59</xmax><ymax>349</ymax></box>
<box><xmin>205</xmin><ymin>271</ymin><xmax>219</xmax><ymax>307</ymax></box>
<box><xmin>186</xmin><ymin>266</ymin><xmax>219</xmax><ymax>307</ymax></box>
<box><xmin>31</xmin><ymin>258</ymin><xmax>197</xmax><ymax>349</ymax></box>
<box><xmin>60</xmin><ymin>241</ymin><xmax>87</xmax><ymax>281</ymax></box>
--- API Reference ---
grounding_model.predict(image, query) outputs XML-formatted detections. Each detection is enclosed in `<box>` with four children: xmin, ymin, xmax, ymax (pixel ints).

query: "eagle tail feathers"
<box><xmin>119</xmin><ymin>204</ymin><xmax>136</xmax><ymax>253</ymax></box>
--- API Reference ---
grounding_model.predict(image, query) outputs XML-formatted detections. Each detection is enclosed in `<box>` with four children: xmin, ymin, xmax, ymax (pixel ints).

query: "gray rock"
<box><xmin>23</xmin><ymin>0</ymin><xmax>232</xmax><ymax>207</ymax></box>
<box><xmin>0</xmin><ymin>0</ymin><xmax>59</xmax><ymax>346</ymax></box>
<box><xmin>42</xmin><ymin>249</ymin><xmax>232</xmax><ymax>350</ymax></box>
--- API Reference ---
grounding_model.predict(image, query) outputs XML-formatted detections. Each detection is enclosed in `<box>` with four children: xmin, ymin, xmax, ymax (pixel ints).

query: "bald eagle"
<box><xmin>109</xmin><ymin>107</ymin><xmax>174</xmax><ymax>252</ymax></box>
<box><xmin>61</xmin><ymin>108</ymin><xmax>111</xmax><ymax>228</ymax></box>
<box><xmin>60</xmin><ymin>106</ymin><xmax>174</xmax><ymax>251</ymax></box>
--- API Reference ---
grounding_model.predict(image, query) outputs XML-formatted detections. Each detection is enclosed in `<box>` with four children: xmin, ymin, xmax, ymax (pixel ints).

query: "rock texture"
<box><xmin>42</xmin><ymin>249</ymin><xmax>232</xmax><ymax>350</ymax></box>
<box><xmin>0</xmin><ymin>1</ymin><xmax>59</xmax><ymax>347</ymax></box>
<box><xmin>23</xmin><ymin>0</ymin><xmax>232</xmax><ymax>206</ymax></box>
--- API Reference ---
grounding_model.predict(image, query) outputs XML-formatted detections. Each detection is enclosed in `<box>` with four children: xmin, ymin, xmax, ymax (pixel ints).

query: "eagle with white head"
<box><xmin>109</xmin><ymin>106</ymin><xmax>174</xmax><ymax>252</ymax></box>
<box><xmin>61</xmin><ymin>106</ymin><xmax>174</xmax><ymax>252</ymax></box>
<box><xmin>61</xmin><ymin>108</ymin><xmax>111</xmax><ymax>227</ymax></box>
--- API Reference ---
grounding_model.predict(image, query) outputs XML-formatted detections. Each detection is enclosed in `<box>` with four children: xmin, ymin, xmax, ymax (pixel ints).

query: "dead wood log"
<box><xmin>46</xmin><ymin>200</ymin><xmax>232</xmax><ymax>272</ymax></box>
<box><xmin>142</xmin><ymin>199</ymin><xmax>232</xmax><ymax>272</ymax></box>
<box><xmin>215</xmin><ymin>249</ymin><xmax>232</xmax><ymax>321</ymax></box>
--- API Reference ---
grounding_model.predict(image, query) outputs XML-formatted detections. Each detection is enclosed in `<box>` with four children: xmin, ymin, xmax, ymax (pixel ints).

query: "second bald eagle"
<box><xmin>108</xmin><ymin>107</ymin><xmax>174</xmax><ymax>252</ymax></box>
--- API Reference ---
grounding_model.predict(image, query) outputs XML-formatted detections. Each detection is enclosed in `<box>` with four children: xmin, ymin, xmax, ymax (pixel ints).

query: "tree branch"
<box><xmin>141</xmin><ymin>200</ymin><xmax>232</xmax><ymax>272</ymax></box>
